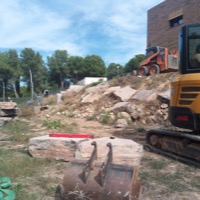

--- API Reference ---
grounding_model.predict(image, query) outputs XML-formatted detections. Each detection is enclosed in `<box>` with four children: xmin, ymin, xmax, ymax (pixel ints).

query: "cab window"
<box><xmin>188</xmin><ymin>27</ymin><xmax>200</xmax><ymax>69</ymax></box>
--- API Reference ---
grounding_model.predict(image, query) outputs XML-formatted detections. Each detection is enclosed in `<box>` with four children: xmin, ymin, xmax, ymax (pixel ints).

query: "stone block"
<box><xmin>28</xmin><ymin>135</ymin><xmax>90</xmax><ymax>161</ymax></box>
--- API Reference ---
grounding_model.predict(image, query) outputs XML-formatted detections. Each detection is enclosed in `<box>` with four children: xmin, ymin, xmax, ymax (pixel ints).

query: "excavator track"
<box><xmin>145</xmin><ymin>128</ymin><xmax>200</xmax><ymax>167</ymax></box>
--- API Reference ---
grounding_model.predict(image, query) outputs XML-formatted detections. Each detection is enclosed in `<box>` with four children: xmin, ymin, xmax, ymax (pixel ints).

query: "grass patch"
<box><xmin>42</xmin><ymin>118</ymin><xmax>78</xmax><ymax>133</ymax></box>
<box><xmin>67</xmin><ymin>111</ymin><xmax>76</xmax><ymax>118</ymax></box>
<box><xmin>35</xmin><ymin>176</ymin><xmax>60</xmax><ymax>197</ymax></box>
<box><xmin>86</xmin><ymin>114</ymin><xmax>97</xmax><ymax>121</ymax></box>
<box><xmin>136</xmin><ymin>126</ymin><xmax>146</xmax><ymax>132</ymax></box>
<box><xmin>1</xmin><ymin>121</ymin><xmax>31</xmax><ymax>143</ymax></box>
<box><xmin>140</xmin><ymin>156</ymin><xmax>194</xmax><ymax>192</ymax></box>
<box><xmin>140</xmin><ymin>169</ymin><xmax>189</xmax><ymax>192</ymax></box>
<box><xmin>99</xmin><ymin>113</ymin><xmax>113</xmax><ymax>125</ymax></box>
<box><xmin>148</xmin><ymin>159</ymin><xmax>168</xmax><ymax>170</ymax></box>
<box><xmin>42</xmin><ymin>119</ymin><xmax>64</xmax><ymax>130</ymax></box>
<box><xmin>0</xmin><ymin>149</ymin><xmax>54</xmax><ymax>177</ymax></box>
<box><xmin>0</xmin><ymin>149</ymin><xmax>65</xmax><ymax>200</ymax></box>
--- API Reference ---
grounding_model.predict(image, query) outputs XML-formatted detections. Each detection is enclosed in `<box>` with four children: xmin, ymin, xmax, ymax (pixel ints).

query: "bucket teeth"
<box><xmin>94</xmin><ymin>142</ymin><xmax>113</xmax><ymax>187</ymax></box>
<box><xmin>80</xmin><ymin>141</ymin><xmax>97</xmax><ymax>183</ymax></box>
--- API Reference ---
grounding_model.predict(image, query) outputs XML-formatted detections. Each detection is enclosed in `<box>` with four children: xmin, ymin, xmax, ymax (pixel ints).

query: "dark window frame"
<box><xmin>169</xmin><ymin>15</ymin><xmax>183</xmax><ymax>28</ymax></box>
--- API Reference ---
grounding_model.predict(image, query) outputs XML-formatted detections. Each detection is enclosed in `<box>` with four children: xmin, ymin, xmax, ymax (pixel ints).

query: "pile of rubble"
<box><xmin>60</xmin><ymin>73</ymin><xmax>176</xmax><ymax>128</ymax></box>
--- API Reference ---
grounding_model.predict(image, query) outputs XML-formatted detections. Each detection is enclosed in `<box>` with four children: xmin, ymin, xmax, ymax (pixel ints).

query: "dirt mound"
<box><xmin>56</xmin><ymin>73</ymin><xmax>178</xmax><ymax>129</ymax></box>
<box><xmin>109</xmin><ymin>72</ymin><xmax>177</xmax><ymax>91</ymax></box>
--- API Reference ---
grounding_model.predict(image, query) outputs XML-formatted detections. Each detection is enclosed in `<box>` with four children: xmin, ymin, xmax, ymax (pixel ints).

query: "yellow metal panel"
<box><xmin>171</xmin><ymin>73</ymin><xmax>200</xmax><ymax>113</ymax></box>
<box><xmin>170</xmin><ymin>74</ymin><xmax>182</xmax><ymax>106</ymax></box>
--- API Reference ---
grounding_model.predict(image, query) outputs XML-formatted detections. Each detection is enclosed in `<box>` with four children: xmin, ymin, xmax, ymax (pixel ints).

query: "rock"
<box><xmin>28</xmin><ymin>135</ymin><xmax>90</xmax><ymax>161</ymax></box>
<box><xmin>112</xmin><ymin>86</ymin><xmax>137</xmax><ymax>101</ymax></box>
<box><xmin>131</xmin><ymin>90</ymin><xmax>157</xmax><ymax>102</ymax></box>
<box><xmin>81</xmin><ymin>92</ymin><xmax>102</xmax><ymax>103</ymax></box>
<box><xmin>115</xmin><ymin>118</ymin><xmax>128</xmax><ymax>128</ymax></box>
<box><xmin>117</xmin><ymin>112</ymin><xmax>131</xmax><ymax>120</ymax></box>
<box><xmin>160</xmin><ymin>103</ymin><xmax>168</xmax><ymax>109</ymax></box>
<box><xmin>125</xmin><ymin>103</ymin><xmax>137</xmax><ymax>113</ymax></box>
<box><xmin>157</xmin><ymin>109</ymin><xmax>164</xmax><ymax>116</ymax></box>
<box><xmin>0</xmin><ymin>117</ymin><xmax>13</xmax><ymax>126</ymax></box>
<box><xmin>130</xmin><ymin>113</ymin><xmax>140</xmax><ymax>121</ymax></box>
<box><xmin>135</xmin><ymin>105</ymin><xmax>144</xmax><ymax>113</ymax></box>
<box><xmin>109</xmin><ymin>112</ymin><xmax>116</xmax><ymax>121</ymax></box>
<box><xmin>85</xmin><ymin>83</ymin><xmax>109</xmax><ymax>94</ymax></box>
<box><xmin>109</xmin><ymin>102</ymin><xmax>129</xmax><ymax>112</ymax></box>
<box><xmin>149</xmin><ymin>115</ymin><xmax>157</xmax><ymax>122</ymax></box>
<box><xmin>157</xmin><ymin>89</ymin><xmax>170</xmax><ymax>103</ymax></box>
<box><xmin>80</xmin><ymin>84</ymin><xmax>110</xmax><ymax>103</ymax></box>
<box><xmin>76</xmin><ymin>137</ymin><xmax>143</xmax><ymax>166</ymax></box>
<box><xmin>103</xmin><ymin>86</ymin><xmax>121</xmax><ymax>95</ymax></box>
<box><xmin>164</xmin><ymin>115</ymin><xmax>168</xmax><ymax>120</ymax></box>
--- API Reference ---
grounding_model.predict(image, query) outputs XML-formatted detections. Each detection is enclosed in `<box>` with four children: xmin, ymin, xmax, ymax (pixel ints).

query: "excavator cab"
<box><xmin>169</xmin><ymin>24</ymin><xmax>200</xmax><ymax>131</ymax></box>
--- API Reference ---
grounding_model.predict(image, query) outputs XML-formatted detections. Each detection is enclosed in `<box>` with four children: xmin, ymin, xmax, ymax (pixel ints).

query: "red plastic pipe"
<box><xmin>49</xmin><ymin>133</ymin><xmax>93</xmax><ymax>139</ymax></box>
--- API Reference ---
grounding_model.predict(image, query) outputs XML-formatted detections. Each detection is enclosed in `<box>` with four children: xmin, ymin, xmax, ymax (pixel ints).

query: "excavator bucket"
<box><xmin>60</xmin><ymin>141</ymin><xmax>142</xmax><ymax>200</ymax></box>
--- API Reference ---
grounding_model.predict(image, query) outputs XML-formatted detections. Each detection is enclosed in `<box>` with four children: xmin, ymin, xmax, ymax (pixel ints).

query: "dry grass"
<box><xmin>0</xmin><ymin>121</ymin><xmax>66</xmax><ymax>200</ymax></box>
<box><xmin>139</xmin><ymin>152</ymin><xmax>200</xmax><ymax>200</ymax></box>
<box><xmin>41</xmin><ymin>95</ymin><xmax>57</xmax><ymax>105</ymax></box>
<box><xmin>18</xmin><ymin>105</ymin><xmax>36</xmax><ymax>118</ymax></box>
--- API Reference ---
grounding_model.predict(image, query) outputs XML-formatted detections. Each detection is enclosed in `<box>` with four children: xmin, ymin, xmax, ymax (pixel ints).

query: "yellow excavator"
<box><xmin>146</xmin><ymin>24</ymin><xmax>200</xmax><ymax>166</ymax></box>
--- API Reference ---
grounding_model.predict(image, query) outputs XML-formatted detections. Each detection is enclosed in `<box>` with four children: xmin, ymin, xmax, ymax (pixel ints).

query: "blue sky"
<box><xmin>0</xmin><ymin>0</ymin><xmax>164</xmax><ymax>66</ymax></box>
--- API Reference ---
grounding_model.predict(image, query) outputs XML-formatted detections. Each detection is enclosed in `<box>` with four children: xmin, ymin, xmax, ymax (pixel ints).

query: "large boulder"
<box><xmin>76</xmin><ymin>137</ymin><xmax>143</xmax><ymax>166</ymax></box>
<box><xmin>28</xmin><ymin>135</ymin><xmax>90</xmax><ymax>161</ymax></box>
<box><xmin>109</xmin><ymin>102</ymin><xmax>129</xmax><ymax>113</ymax></box>
<box><xmin>131</xmin><ymin>90</ymin><xmax>157</xmax><ymax>102</ymax></box>
<box><xmin>112</xmin><ymin>86</ymin><xmax>137</xmax><ymax>102</ymax></box>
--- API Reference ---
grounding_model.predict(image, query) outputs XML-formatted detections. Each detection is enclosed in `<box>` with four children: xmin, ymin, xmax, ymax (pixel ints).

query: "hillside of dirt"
<box><xmin>52</xmin><ymin>72</ymin><xmax>178</xmax><ymax>131</ymax></box>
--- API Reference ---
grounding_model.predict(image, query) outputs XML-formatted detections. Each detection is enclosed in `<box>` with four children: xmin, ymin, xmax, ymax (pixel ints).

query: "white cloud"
<box><xmin>0</xmin><ymin>0</ymin><xmax>164</xmax><ymax>65</ymax></box>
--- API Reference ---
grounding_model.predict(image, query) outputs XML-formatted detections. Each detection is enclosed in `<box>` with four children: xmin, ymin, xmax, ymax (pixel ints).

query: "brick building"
<box><xmin>147</xmin><ymin>0</ymin><xmax>200</xmax><ymax>50</ymax></box>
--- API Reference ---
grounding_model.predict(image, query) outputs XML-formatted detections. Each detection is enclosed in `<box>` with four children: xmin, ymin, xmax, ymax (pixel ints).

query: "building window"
<box><xmin>169</xmin><ymin>15</ymin><xmax>183</xmax><ymax>27</ymax></box>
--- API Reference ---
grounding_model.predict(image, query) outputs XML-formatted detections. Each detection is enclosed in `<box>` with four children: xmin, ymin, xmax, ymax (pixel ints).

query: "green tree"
<box><xmin>20</xmin><ymin>48</ymin><xmax>47</xmax><ymax>94</ymax></box>
<box><xmin>0</xmin><ymin>52</ymin><xmax>15</xmax><ymax>99</ymax></box>
<box><xmin>124</xmin><ymin>54</ymin><xmax>145</xmax><ymax>73</ymax></box>
<box><xmin>47</xmin><ymin>50</ymin><xmax>69</xmax><ymax>89</ymax></box>
<box><xmin>83</xmin><ymin>55</ymin><xmax>106</xmax><ymax>77</ymax></box>
<box><xmin>107</xmin><ymin>63</ymin><xmax>123</xmax><ymax>79</ymax></box>
<box><xmin>68</xmin><ymin>56</ymin><xmax>85</xmax><ymax>83</ymax></box>
<box><xmin>7</xmin><ymin>49</ymin><xmax>21</xmax><ymax>97</ymax></box>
